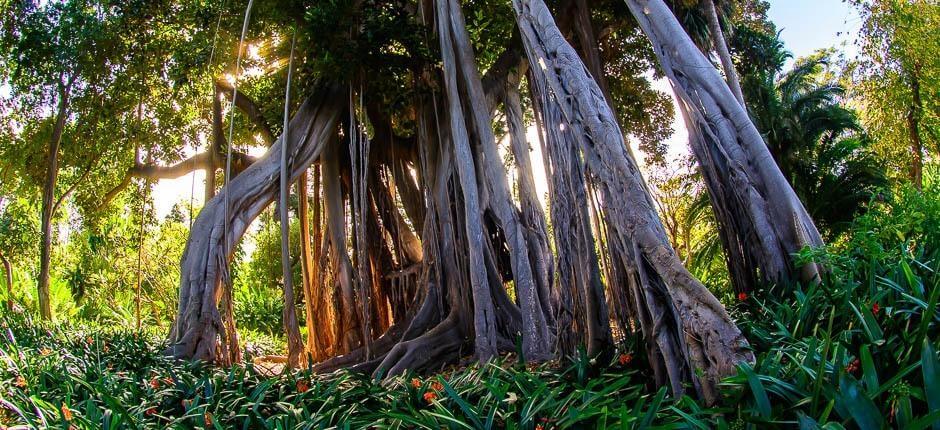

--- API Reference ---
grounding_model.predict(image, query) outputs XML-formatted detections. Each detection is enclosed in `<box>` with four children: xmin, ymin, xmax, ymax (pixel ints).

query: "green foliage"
<box><xmin>0</xmin><ymin>311</ymin><xmax>714</xmax><ymax>428</ymax></box>
<box><xmin>847</xmin><ymin>0</ymin><xmax>940</xmax><ymax>185</ymax></box>
<box><xmin>3</xmin><ymin>179</ymin><xmax>938</xmax><ymax>428</ymax></box>
<box><xmin>732</xmin><ymin>29</ymin><xmax>888</xmax><ymax>238</ymax></box>
<box><xmin>721</xmin><ymin>171</ymin><xmax>940</xmax><ymax>428</ymax></box>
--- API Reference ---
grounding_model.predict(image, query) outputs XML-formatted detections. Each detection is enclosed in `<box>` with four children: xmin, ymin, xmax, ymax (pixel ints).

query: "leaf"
<box><xmin>859</xmin><ymin>345</ymin><xmax>879</xmax><ymax>395</ymax></box>
<box><xmin>739</xmin><ymin>363</ymin><xmax>771</xmax><ymax>418</ymax></box>
<box><xmin>836</xmin><ymin>373</ymin><xmax>882</xmax><ymax>429</ymax></box>
<box><xmin>923</xmin><ymin>339</ymin><xmax>940</xmax><ymax>430</ymax></box>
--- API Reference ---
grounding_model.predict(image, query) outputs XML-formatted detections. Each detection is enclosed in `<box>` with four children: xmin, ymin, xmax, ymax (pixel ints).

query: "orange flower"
<box><xmin>618</xmin><ymin>353</ymin><xmax>634</xmax><ymax>365</ymax></box>
<box><xmin>535</xmin><ymin>425</ymin><xmax>545</xmax><ymax>430</ymax></box>
<box><xmin>431</xmin><ymin>381</ymin><xmax>444</xmax><ymax>392</ymax></box>
<box><xmin>149</xmin><ymin>378</ymin><xmax>160</xmax><ymax>389</ymax></box>
<box><xmin>39</xmin><ymin>348</ymin><xmax>52</xmax><ymax>356</ymax></box>
<box><xmin>410</xmin><ymin>378</ymin><xmax>421</xmax><ymax>388</ymax></box>
<box><xmin>423</xmin><ymin>391</ymin><xmax>437</xmax><ymax>403</ymax></box>
<box><xmin>145</xmin><ymin>407</ymin><xmax>157</xmax><ymax>416</ymax></box>
<box><xmin>85</xmin><ymin>336</ymin><xmax>93</xmax><ymax>345</ymax></box>
<box><xmin>14</xmin><ymin>375</ymin><xmax>26</xmax><ymax>388</ymax></box>
<box><xmin>845</xmin><ymin>358</ymin><xmax>860</xmax><ymax>374</ymax></box>
<box><xmin>872</xmin><ymin>302</ymin><xmax>881</xmax><ymax>315</ymax></box>
<box><xmin>296</xmin><ymin>379</ymin><xmax>310</xmax><ymax>393</ymax></box>
<box><xmin>204</xmin><ymin>412</ymin><xmax>213</xmax><ymax>426</ymax></box>
<box><xmin>61</xmin><ymin>404</ymin><xmax>72</xmax><ymax>422</ymax></box>
<box><xmin>181</xmin><ymin>399</ymin><xmax>192</xmax><ymax>409</ymax></box>
<box><xmin>162</xmin><ymin>377</ymin><xmax>174</xmax><ymax>386</ymax></box>
<box><xmin>737</xmin><ymin>292</ymin><xmax>748</xmax><ymax>301</ymax></box>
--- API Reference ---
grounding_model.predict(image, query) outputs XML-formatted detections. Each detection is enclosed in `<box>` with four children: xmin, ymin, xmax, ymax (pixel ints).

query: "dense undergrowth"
<box><xmin>1</xmin><ymin>184</ymin><xmax>938</xmax><ymax>429</ymax></box>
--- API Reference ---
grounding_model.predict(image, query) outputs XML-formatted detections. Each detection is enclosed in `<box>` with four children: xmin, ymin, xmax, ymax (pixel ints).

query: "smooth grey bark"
<box><xmin>502</xmin><ymin>78</ymin><xmax>555</xmax><ymax>325</ymax></box>
<box><xmin>513</xmin><ymin>0</ymin><xmax>753</xmax><ymax>403</ymax></box>
<box><xmin>38</xmin><ymin>79</ymin><xmax>73</xmax><ymax>320</ymax></box>
<box><xmin>166</xmin><ymin>84</ymin><xmax>343</xmax><ymax>362</ymax></box>
<box><xmin>703</xmin><ymin>0</ymin><xmax>745</xmax><ymax>107</ymax></box>
<box><xmin>444</xmin><ymin>0</ymin><xmax>553</xmax><ymax>362</ymax></box>
<box><xmin>626</xmin><ymin>0</ymin><xmax>824</xmax><ymax>293</ymax></box>
<box><xmin>435</xmin><ymin>0</ymin><xmax>498</xmax><ymax>362</ymax></box>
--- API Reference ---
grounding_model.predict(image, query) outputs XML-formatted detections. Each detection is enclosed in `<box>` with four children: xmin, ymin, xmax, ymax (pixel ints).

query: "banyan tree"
<box><xmin>156</xmin><ymin>0</ymin><xmax>825</xmax><ymax>403</ymax></box>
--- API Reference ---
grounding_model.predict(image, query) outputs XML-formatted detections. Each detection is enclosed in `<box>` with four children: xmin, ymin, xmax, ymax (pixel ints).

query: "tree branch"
<box><xmin>215</xmin><ymin>80</ymin><xmax>276</xmax><ymax>145</ymax></box>
<box><xmin>96</xmin><ymin>150</ymin><xmax>257</xmax><ymax>210</ymax></box>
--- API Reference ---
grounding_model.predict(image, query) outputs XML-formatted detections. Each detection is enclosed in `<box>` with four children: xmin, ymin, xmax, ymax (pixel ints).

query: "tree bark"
<box><xmin>444</xmin><ymin>0</ymin><xmax>553</xmax><ymax>362</ymax></box>
<box><xmin>514</xmin><ymin>0</ymin><xmax>753</xmax><ymax>403</ymax></box>
<box><xmin>626</xmin><ymin>0</ymin><xmax>824</xmax><ymax>293</ymax></box>
<box><xmin>37</xmin><ymin>79</ymin><xmax>73</xmax><ymax>320</ymax></box>
<box><xmin>435</xmin><ymin>0</ymin><xmax>499</xmax><ymax>362</ymax></box>
<box><xmin>166</xmin><ymin>84</ymin><xmax>343</xmax><ymax>362</ymax></box>
<box><xmin>278</xmin><ymin>40</ymin><xmax>304</xmax><ymax>368</ymax></box>
<box><xmin>703</xmin><ymin>0</ymin><xmax>745</xmax><ymax>107</ymax></box>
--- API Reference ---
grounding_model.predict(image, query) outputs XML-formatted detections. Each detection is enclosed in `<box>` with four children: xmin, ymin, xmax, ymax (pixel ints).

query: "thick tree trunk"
<box><xmin>703</xmin><ymin>0</ymin><xmax>745</xmax><ymax>107</ymax></box>
<box><xmin>513</xmin><ymin>0</ymin><xmax>752</xmax><ymax>403</ymax></box>
<box><xmin>435</xmin><ymin>0</ymin><xmax>499</xmax><ymax>362</ymax></box>
<box><xmin>166</xmin><ymin>84</ymin><xmax>343</xmax><ymax>361</ymax></box>
<box><xmin>37</xmin><ymin>81</ymin><xmax>72</xmax><ymax>320</ymax></box>
<box><xmin>443</xmin><ymin>0</ymin><xmax>553</xmax><ymax>362</ymax></box>
<box><xmin>626</xmin><ymin>0</ymin><xmax>824</xmax><ymax>294</ymax></box>
<box><xmin>528</xmin><ymin>75</ymin><xmax>612</xmax><ymax>357</ymax></box>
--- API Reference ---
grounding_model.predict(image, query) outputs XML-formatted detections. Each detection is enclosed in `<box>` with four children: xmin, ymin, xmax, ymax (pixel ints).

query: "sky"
<box><xmin>150</xmin><ymin>0</ymin><xmax>862</xmax><ymax>221</ymax></box>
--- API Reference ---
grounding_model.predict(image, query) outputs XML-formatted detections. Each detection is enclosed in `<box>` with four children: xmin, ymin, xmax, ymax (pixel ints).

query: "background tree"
<box><xmin>737</xmin><ymin>43</ymin><xmax>887</xmax><ymax>238</ymax></box>
<box><xmin>847</xmin><ymin>0</ymin><xmax>939</xmax><ymax>189</ymax></box>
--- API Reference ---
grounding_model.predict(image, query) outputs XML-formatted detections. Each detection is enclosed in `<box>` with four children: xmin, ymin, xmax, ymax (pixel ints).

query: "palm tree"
<box><xmin>737</xmin><ymin>37</ymin><xmax>888</xmax><ymax>237</ymax></box>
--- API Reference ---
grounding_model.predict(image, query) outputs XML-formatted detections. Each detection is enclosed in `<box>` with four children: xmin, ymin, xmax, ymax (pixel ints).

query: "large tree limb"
<box><xmin>216</xmin><ymin>80</ymin><xmax>276</xmax><ymax>145</ymax></box>
<box><xmin>97</xmin><ymin>151</ymin><xmax>257</xmax><ymax>210</ymax></box>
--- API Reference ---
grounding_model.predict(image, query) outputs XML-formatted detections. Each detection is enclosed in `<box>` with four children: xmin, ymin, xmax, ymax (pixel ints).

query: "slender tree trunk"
<box><xmin>1</xmin><ymin>250</ymin><xmax>12</xmax><ymax>311</ymax></box>
<box><xmin>529</xmin><ymin>75</ymin><xmax>612</xmax><ymax>356</ymax></box>
<box><xmin>502</xmin><ymin>78</ymin><xmax>554</xmax><ymax>325</ymax></box>
<box><xmin>908</xmin><ymin>64</ymin><xmax>924</xmax><ymax>190</ymax></box>
<box><xmin>703</xmin><ymin>0</ymin><xmax>745</xmax><ymax>107</ymax></box>
<box><xmin>348</xmin><ymin>89</ymin><xmax>374</xmax><ymax>359</ymax></box>
<box><xmin>207</xmin><ymin>84</ymin><xmax>224</xmax><ymax>201</ymax></box>
<box><xmin>298</xmin><ymin>172</ymin><xmax>324</xmax><ymax>362</ymax></box>
<box><xmin>513</xmin><ymin>0</ymin><xmax>752</xmax><ymax>403</ymax></box>
<box><xmin>626</xmin><ymin>0</ymin><xmax>824</xmax><ymax>294</ymax></box>
<box><xmin>278</xmin><ymin>39</ymin><xmax>304</xmax><ymax>368</ymax></box>
<box><xmin>38</xmin><ymin>80</ymin><xmax>73</xmax><ymax>320</ymax></box>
